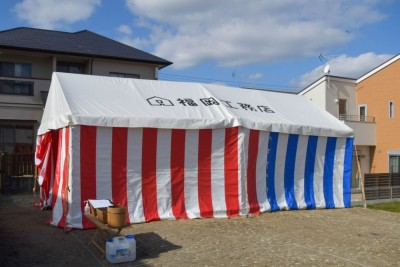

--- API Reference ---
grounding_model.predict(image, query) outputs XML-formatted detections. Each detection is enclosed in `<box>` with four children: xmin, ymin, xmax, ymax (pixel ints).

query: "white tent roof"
<box><xmin>38</xmin><ymin>72</ymin><xmax>353</xmax><ymax>137</ymax></box>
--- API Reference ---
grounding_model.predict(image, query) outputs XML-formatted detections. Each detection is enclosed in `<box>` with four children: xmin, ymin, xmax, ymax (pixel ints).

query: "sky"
<box><xmin>1</xmin><ymin>0</ymin><xmax>399</xmax><ymax>92</ymax></box>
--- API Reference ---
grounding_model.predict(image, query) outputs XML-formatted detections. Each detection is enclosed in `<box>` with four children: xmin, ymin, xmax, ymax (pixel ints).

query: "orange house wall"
<box><xmin>356</xmin><ymin>59</ymin><xmax>400</xmax><ymax>173</ymax></box>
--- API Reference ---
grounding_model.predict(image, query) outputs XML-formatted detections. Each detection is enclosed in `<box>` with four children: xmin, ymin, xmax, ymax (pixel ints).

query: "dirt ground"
<box><xmin>1</xmin><ymin>194</ymin><xmax>399</xmax><ymax>267</ymax></box>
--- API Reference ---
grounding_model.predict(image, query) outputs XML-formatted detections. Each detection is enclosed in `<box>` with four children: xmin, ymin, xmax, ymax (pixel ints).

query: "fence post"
<box><xmin>390</xmin><ymin>172</ymin><xmax>392</xmax><ymax>199</ymax></box>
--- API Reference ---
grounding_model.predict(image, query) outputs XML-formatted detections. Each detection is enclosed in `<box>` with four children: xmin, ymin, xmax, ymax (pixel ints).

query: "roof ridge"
<box><xmin>73</xmin><ymin>29</ymin><xmax>92</xmax><ymax>34</ymax></box>
<box><xmin>0</xmin><ymin>26</ymin><xmax>78</xmax><ymax>35</ymax></box>
<box><xmin>357</xmin><ymin>53</ymin><xmax>400</xmax><ymax>82</ymax></box>
<box><xmin>0</xmin><ymin>27</ymin><xmax>172</xmax><ymax>67</ymax></box>
<box><xmin>76</xmin><ymin>30</ymin><xmax>172</xmax><ymax>64</ymax></box>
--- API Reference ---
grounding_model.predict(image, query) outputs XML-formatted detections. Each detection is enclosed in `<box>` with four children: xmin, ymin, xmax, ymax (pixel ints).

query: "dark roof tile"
<box><xmin>0</xmin><ymin>27</ymin><xmax>172</xmax><ymax>67</ymax></box>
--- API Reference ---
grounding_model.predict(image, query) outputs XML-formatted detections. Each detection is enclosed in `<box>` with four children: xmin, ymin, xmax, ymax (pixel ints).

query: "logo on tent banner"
<box><xmin>147</xmin><ymin>96</ymin><xmax>174</xmax><ymax>106</ymax></box>
<box><xmin>146</xmin><ymin>96</ymin><xmax>275</xmax><ymax>113</ymax></box>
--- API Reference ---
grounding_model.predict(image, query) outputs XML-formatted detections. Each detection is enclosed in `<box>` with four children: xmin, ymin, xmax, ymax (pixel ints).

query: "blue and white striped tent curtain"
<box><xmin>263</xmin><ymin>132</ymin><xmax>353</xmax><ymax>211</ymax></box>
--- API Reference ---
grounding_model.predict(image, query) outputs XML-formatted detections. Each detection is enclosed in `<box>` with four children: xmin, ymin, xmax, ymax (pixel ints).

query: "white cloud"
<box><xmin>249</xmin><ymin>72</ymin><xmax>263</xmax><ymax>80</ymax></box>
<box><xmin>118</xmin><ymin>36</ymin><xmax>147</xmax><ymax>50</ymax></box>
<box><xmin>14</xmin><ymin>0</ymin><xmax>101</xmax><ymax>29</ymax></box>
<box><xmin>117</xmin><ymin>22</ymin><xmax>171</xmax><ymax>50</ymax></box>
<box><xmin>117</xmin><ymin>24</ymin><xmax>132</xmax><ymax>35</ymax></box>
<box><xmin>292</xmin><ymin>53</ymin><xmax>393</xmax><ymax>88</ymax></box>
<box><xmin>124</xmin><ymin>0</ymin><xmax>386</xmax><ymax>69</ymax></box>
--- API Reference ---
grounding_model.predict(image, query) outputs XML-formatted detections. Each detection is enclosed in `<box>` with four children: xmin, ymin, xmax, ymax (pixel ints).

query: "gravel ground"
<box><xmin>1</xmin><ymin>194</ymin><xmax>399</xmax><ymax>267</ymax></box>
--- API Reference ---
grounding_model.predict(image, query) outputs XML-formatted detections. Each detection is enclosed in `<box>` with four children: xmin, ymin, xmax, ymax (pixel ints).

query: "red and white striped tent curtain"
<box><xmin>36</xmin><ymin>125</ymin><xmax>352</xmax><ymax>229</ymax></box>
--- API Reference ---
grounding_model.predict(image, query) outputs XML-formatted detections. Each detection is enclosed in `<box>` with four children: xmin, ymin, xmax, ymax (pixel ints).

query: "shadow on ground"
<box><xmin>2</xmin><ymin>193</ymin><xmax>400</xmax><ymax>266</ymax></box>
<box><xmin>0</xmin><ymin>194</ymin><xmax>181</xmax><ymax>266</ymax></box>
<box><xmin>135</xmin><ymin>232</ymin><xmax>182</xmax><ymax>260</ymax></box>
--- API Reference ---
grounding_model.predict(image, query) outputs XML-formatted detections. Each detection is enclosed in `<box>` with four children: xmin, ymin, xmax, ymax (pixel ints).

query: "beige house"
<box><xmin>298</xmin><ymin>75</ymin><xmax>376</xmax><ymax>190</ymax></box>
<box><xmin>0</xmin><ymin>27</ymin><xmax>172</xmax><ymax>156</ymax></box>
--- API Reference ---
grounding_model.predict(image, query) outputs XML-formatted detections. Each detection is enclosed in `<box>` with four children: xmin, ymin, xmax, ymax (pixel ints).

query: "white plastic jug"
<box><xmin>106</xmin><ymin>236</ymin><xmax>136</xmax><ymax>264</ymax></box>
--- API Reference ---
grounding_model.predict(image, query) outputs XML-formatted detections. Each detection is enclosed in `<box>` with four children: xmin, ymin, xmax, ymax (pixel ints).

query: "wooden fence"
<box><xmin>0</xmin><ymin>154</ymin><xmax>35</xmax><ymax>194</ymax></box>
<box><xmin>0</xmin><ymin>154</ymin><xmax>35</xmax><ymax>176</ymax></box>
<box><xmin>364</xmin><ymin>173</ymin><xmax>400</xmax><ymax>200</ymax></box>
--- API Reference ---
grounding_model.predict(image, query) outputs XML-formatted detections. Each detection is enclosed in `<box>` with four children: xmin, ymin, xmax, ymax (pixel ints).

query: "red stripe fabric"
<box><xmin>170</xmin><ymin>129</ymin><xmax>189</xmax><ymax>219</ymax></box>
<box><xmin>58</xmin><ymin>127</ymin><xmax>70</xmax><ymax>228</ymax></box>
<box><xmin>112</xmin><ymin>127</ymin><xmax>130</xmax><ymax>224</ymax></box>
<box><xmin>224</xmin><ymin>127</ymin><xmax>240</xmax><ymax>217</ymax></box>
<box><xmin>80</xmin><ymin>126</ymin><xmax>97</xmax><ymax>228</ymax></box>
<box><xmin>198</xmin><ymin>129</ymin><xmax>213</xmax><ymax>218</ymax></box>
<box><xmin>38</xmin><ymin>133</ymin><xmax>53</xmax><ymax>206</ymax></box>
<box><xmin>247</xmin><ymin>129</ymin><xmax>261</xmax><ymax>214</ymax></box>
<box><xmin>42</xmin><ymin>148</ymin><xmax>52</xmax><ymax>204</ymax></box>
<box><xmin>142</xmin><ymin>128</ymin><xmax>160</xmax><ymax>222</ymax></box>
<box><xmin>51</xmin><ymin>130</ymin><xmax>61</xmax><ymax>209</ymax></box>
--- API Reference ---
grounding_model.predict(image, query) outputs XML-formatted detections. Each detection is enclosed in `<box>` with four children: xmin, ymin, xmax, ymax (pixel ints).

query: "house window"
<box><xmin>110</xmin><ymin>72</ymin><xmax>140</xmax><ymax>79</ymax></box>
<box><xmin>389</xmin><ymin>101</ymin><xmax>394</xmax><ymax>119</ymax></box>
<box><xmin>0</xmin><ymin>126</ymin><xmax>34</xmax><ymax>154</ymax></box>
<box><xmin>359</xmin><ymin>105</ymin><xmax>367</xmax><ymax>122</ymax></box>
<box><xmin>0</xmin><ymin>126</ymin><xmax>14</xmax><ymax>154</ymax></box>
<box><xmin>0</xmin><ymin>62</ymin><xmax>32</xmax><ymax>78</ymax></box>
<box><xmin>338</xmin><ymin>99</ymin><xmax>347</xmax><ymax>120</ymax></box>
<box><xmin>57</xmin><ymin>62</ymin><xmax>85</xmax><ymax>74</ymax></box>
<box><xmin>389</xmin><ymin>155</ymin><xmax>400</xmax><ymax>173</ymax></box>
<box><xmin>0</xmin><ymin>80</ymin><xmax>34</xmax><ymax>95</ymax></box>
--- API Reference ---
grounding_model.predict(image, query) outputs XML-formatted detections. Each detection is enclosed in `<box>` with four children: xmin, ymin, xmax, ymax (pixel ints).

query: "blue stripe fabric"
<box><xmin>284</xmin><ymin>134</ymin><xmax>299</xmax><ymax>210</ymax></box>
<box><xmin>343</xmin><ymin>138</ymin><xmax>353</xmax><ymax>208</ymax></box>
<box><xmin>304</xmin><ymin>136</ymin><xmax>318</xmax><ymax>209</ymax></box>
<box><xmin>323</xmin><ymin>137</ymin><xmax>337</xmax><ymax>208</ymax></box>
<box><xmin>267</xmin><ymin>132</ymin><xmax>280</xmax><ymax>211</ymax></box>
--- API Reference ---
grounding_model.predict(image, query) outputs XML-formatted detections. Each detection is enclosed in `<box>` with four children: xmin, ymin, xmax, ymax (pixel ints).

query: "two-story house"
<box><xmin>298</xmin><ymin>54</ymin><xmax>400</xmax><ymax>193</ymax></box>
<box><xmin>0</xmin><ymin>27</ymin><xmax>172</xmax><ymax>156</ymax></box>
<box><xmin>298</xmin><ymin>75</ymin><xmax>375</xmax><ymax>190</ymax></box>
<box><xmin>0</xmin><ymin>27</ymin><xmax>171</xmax><ymax>192</ymax></box>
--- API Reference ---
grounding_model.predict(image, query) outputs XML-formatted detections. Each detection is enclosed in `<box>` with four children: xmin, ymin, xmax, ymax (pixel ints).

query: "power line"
<box><xmin>158</xmin><ymin>72</ymin><xmax>301</xmax><ymax>92</ymax></box>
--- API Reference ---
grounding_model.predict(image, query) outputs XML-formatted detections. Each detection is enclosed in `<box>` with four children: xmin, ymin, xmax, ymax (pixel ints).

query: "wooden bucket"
<box><xmin>107</xmin><ymin>206</ymin><xmax>126</xmax><ymax>228</ymax></box>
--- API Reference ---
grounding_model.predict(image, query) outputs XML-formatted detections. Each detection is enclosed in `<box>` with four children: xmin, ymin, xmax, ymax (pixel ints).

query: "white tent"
<box><xmin>35</xmin><ymin>72</ymin><xmax>354</xmax><ymax>229</ymax></box>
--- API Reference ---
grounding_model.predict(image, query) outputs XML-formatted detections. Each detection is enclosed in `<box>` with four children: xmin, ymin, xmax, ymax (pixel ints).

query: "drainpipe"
<box><xmin>155</xmin><ymin>66</ymin><xmax>158</xmax><ymax>80</ymax></box>
<box><xmin>90</xmin><ymin>57</ymin><xmax>94</xmax><ymax>75</ymax></box>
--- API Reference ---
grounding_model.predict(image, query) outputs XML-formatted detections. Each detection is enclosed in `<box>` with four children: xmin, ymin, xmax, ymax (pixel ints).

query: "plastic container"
<box><xmin>125</xmin><ymin>235</ymin><xmax>136</xmax><ymax>260</ymax></box>
<box><xmin>84</xmin><ymin>201</ymin><xmax>90</xmax><ymax>214</ymax></box>
<box><xmin>105</xmin><ymin>236</ymin><xmax>136</xmax><ymax>264</ymax></box>
<box><xmin>106</xmin><ymin>239</ymin><xmax>115</xmax><ymax>260</ymax></box>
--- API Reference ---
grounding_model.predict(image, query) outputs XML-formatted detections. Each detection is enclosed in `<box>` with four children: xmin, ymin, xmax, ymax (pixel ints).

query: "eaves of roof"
<box><xmin>298</xmin><ymin>75</ymin><xmax>356</xmax><ymax>95</ymax></box>
<box><xmin>0</xmin><ymin>27</ymin><xmax>172</xmax><ymax>68</ymax></box>
<box><xmin>357</xmin><ymin>53</ymin><xmax>400</xmax><ymax>83</ymax></box>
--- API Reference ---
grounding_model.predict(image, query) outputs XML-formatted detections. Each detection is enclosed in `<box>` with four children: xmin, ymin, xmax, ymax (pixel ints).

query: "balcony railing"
<box><xmin>337</xmin><ymin>114</ymin><xmax>375</xmax><ymax>123</ymax></box>
<box><xmin>0</xmin><ymin>79</ymin><xmax>34</xmax><ymax>96</ymax></box>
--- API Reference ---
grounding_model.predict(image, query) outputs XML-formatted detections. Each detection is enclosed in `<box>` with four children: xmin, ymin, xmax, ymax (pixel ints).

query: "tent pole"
<box><xmin>32</xmin><ymin>165</ymin><xmax>38</xmax><ymax>206</ymax></box>
<box><xmin>354</xmin><ymin>144</ymin><xmax>367</xmax><ymax>208</ymax></box>
<box><xmin>62</xmin><ymin>126</ymin><xmax>72</xmax><ymax>232</ymax></box>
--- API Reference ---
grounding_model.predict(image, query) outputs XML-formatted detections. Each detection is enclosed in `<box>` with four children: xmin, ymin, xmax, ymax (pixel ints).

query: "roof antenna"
<box><xmin>324</xmin><ymin>64</ymin><xmax>331</xmax><ymax>92</ymax></box>
<box><xmin>323</xmin><ymin>64</ymin><xmax>330</xmax><ymax>75</ymax></box>
<box><xmin>319</xmin><ymin>52</ymin><xmax>339</xmax><ymax>62</ymax></box>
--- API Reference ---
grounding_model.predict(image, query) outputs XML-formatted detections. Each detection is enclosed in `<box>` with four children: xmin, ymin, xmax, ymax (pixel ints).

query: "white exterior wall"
<box><xmin>300</xmin><ymin>76</ymin><xmax>357</xmax><ymax>117</ymax></box>
<box><xmin>326</xmin><ymin>78</ymin><xmax>357</xmax><ymax>117</ymax></box>
<box><xmin>92</xmin><ymin>59</ymin><xmax>157</xmax><ymax>80</ymax></box>
<box><xmin>345</xmin><ymin>121</ymin><xmax>376</xmax><ymax>146</ymax></box>
<box><xmin>300</xmin><ymin>79</ymin><xmax>326</xmax><ymax>109</ymax></box>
